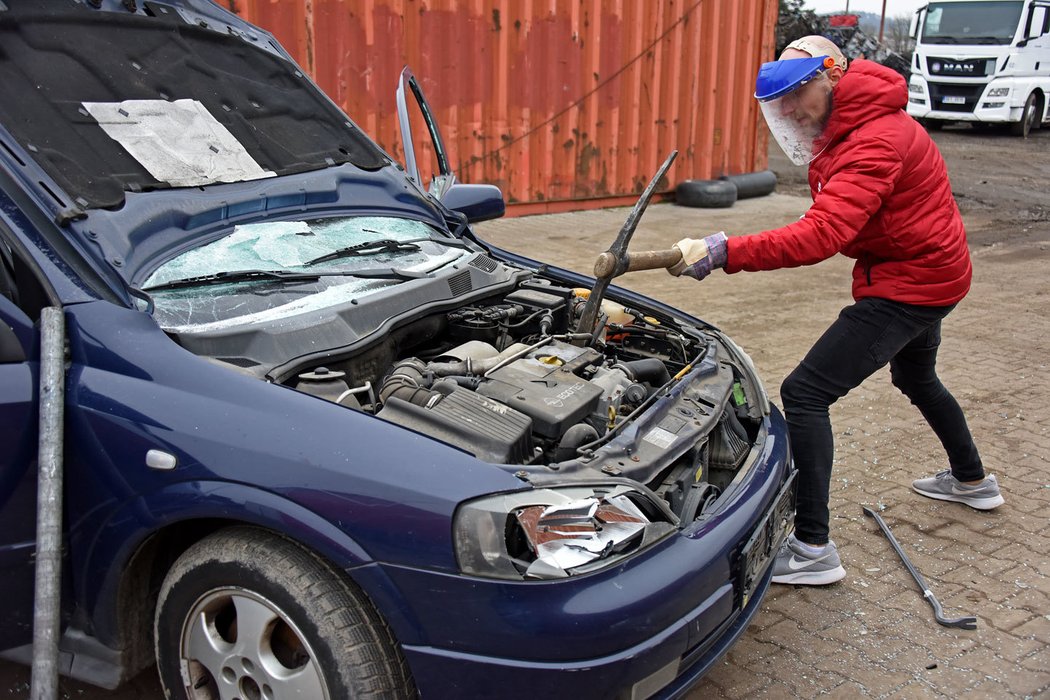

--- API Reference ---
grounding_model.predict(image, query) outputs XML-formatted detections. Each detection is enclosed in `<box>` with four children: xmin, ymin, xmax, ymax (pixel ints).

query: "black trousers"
<box><xmin>780</xmin><ymin>297</ymin><xmax>984</xmax><ymax>545</ymax></box>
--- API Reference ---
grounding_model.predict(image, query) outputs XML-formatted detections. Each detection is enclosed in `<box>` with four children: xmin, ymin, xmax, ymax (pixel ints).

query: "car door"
<box><xmin>395</xmin><ymin>67</ymin><xmax>505</xmax><ymax>223</ymax></box>
<box><xmin>0</xmin><ymin>260</ymin><xmax>40</xmax><ymax>650</ymax></box>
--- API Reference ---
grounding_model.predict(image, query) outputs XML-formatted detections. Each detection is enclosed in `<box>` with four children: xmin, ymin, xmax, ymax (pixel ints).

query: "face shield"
<box><xmin>755</xmin><ymin>56</ymin><xmax>837</xmax><ymax>166</ymax></box>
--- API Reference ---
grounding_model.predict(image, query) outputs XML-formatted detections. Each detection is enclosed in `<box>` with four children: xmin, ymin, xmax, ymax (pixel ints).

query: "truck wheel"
<box><xmin>1011</xmin><ymin>92</ymin><xmax>1038</xmax><ymax>138</ymax></box>
<box><xmin>154</xmin><ymin>527</ymin><xmax>414</xmax><ymax>700</ymax></box>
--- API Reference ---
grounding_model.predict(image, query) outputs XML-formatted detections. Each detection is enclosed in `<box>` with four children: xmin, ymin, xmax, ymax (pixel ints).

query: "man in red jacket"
<box><xmin>669</xmin><ymin>36</ymin><xmax>1003</xmax><ymax>586</ymax></box>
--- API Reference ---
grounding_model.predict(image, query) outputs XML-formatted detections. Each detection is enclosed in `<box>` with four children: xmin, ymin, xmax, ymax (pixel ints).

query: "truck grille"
<box><xmin>928</xmin><ymin>82</ymin><xmax>985</xmax><ymax>113</ymax></box>
<box><xmin>926</xmin><ymin>56</ymin><xmax>994</xmax><ymax>78</ymax></box>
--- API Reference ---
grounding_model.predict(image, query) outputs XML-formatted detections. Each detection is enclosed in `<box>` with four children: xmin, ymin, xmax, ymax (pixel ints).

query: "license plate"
<box><xmin>737</xmin><ymin>471</ymin><xmax>796</xmax><ymax>608</ymax></box>
<box><xmin>942</xmin><ymin>96</ymin><xmax>966</xmax><ymax>105</ymax></box>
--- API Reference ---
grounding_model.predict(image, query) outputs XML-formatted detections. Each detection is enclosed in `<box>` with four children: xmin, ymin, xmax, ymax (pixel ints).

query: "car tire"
<box><xmin>1011</xmin><ymin>92</ymin><xmax>1039</xmax><ymax>138</ymax></box>
<box><xmin>675</xmin><ymin>179</ymin><xmax>738</xmax><ymax>208</ymax></box>
<box><xmin>718</xmin><ymin>170</ymin><xmax>777</xmax><ymax>199</ymax></box>
<box><xmin>154</xmin><ymin>527</ymin><xmax>414</xmax><ymax>700</ymax></box>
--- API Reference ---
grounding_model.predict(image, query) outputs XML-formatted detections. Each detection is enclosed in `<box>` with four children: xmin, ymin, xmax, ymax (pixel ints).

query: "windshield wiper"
<box><xmin>303</xmin><ymin>235</ymin><xmax>473</xmax><ymax>267</ymax></box>
<box><xmin>304</xmin><ymin>238</ymin><xmax>421</xmax><ymax>266</ymax></box>
<box><xmin>924</xmin><ymin>36</ymin><xmax>959</xmax><ymax>44</ymax></box>
<box><xmin>143</xmin><ymin>267</ymin><xmax>427</xmax><ymax>292</ymax></box>
<box><xmin>144</xmin><ymin>269</ymin><xmax>321</xmax><ymax>292</ymax></box>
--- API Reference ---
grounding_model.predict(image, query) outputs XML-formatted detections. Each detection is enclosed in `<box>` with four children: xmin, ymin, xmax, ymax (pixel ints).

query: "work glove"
<box><xmin>667</xmin><ymin>232</ymin><xmax>728</xmax><ymax>280</ymax></box>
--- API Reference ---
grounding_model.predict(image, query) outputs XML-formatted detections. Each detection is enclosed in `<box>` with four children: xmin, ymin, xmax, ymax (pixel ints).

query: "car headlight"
<box><xmin>908</xmin><ymin>82</ymin><xmax>925</xmax><ymax>94</ymax></box>
<box><xmin>987</xmin><ymin>87</ymin><xmax>1010</xmax><ymax>97</ymax></box>
<box><xmin>454</xmin><ymin>485</ymin><xmax>675</xmax><ymax>580</ymax></box>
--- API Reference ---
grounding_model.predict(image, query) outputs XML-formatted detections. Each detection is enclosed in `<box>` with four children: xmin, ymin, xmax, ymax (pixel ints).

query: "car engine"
<box><xmin>283</xmin><ymin>274</ymin><xmax>762</xmax><ymax>495</ymax></box>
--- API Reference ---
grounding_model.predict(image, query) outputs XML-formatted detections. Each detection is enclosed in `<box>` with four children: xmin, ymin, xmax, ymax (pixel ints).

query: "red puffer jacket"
<box><xmin>725</xmin><ymin>59</ymin><xmax>971</xmax><ymax>306</ymax></box>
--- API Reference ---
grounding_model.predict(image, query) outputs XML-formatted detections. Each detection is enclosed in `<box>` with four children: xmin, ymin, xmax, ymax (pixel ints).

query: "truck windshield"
<box><xmin>922</xmin><ymin>1</ymin><xmax>1024</xmax><ymax>44</ymax></box>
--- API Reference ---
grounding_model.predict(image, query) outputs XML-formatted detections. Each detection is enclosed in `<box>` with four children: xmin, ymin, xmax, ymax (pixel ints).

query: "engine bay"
<box><xmin>268</xmin><ymin>269</ymin><xmax>767</xmax><ymax>525</ymax></box>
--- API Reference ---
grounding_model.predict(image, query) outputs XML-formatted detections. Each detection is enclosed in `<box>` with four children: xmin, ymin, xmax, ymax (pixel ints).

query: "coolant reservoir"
<box><xmin>296</xmin><ymin>367</ymin><xmax>359</xmax><ymax>407</ymax></box>
<box><xmin>601</xmin><ymin>300</ymin><xmax>634</xmax><ymax>326</ymax></box>
<box><xmin>572</xmin><ymin>288</ymin><xmax>633</xmax><ymax>326</ymax></box>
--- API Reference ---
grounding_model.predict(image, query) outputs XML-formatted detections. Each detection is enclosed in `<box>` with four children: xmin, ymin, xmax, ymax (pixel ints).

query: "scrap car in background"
<box><xmin>0</xmin><ymin>1</ymin><xmax>793</xmax><ymax>697</ymax></box>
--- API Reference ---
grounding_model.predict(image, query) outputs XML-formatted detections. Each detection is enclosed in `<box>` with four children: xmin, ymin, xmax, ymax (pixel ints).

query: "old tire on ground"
<box><xmin>675</xmin><ymin>179</ymin><xmax>738</xmax><ymax>208</ymax></box>
<box><xmin>154</xmin><ymin>527</ymin><xmax>414</xmax><ymax>700</ymax></box>
<box><xmin>719</xmin><ymin>170</ymin><xmax>777</xmax><ymax>199</ymax></box>
<box><xmin>1011</xmin><ymin>92</ymin><xmax>1039</xmax><ymax>138</ymax></box>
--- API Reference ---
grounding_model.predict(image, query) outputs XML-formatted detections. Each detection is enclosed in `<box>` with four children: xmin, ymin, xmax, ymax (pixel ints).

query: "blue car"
<box><xmin>0</xmin><ymin>2</ymin><xmax>794</xmax><ymax>698</ymax></box>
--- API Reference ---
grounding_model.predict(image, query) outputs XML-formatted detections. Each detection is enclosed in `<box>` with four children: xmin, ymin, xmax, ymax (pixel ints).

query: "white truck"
<box><xmin>906</xmin><ymin>0</ymin><xmax>1050</xmax><ymax>136</ymax></box>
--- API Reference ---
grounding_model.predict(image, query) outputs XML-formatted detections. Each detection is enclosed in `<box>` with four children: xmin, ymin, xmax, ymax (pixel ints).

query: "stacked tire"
<box><xmin>676</xmin><ymin>170</ymin><xmax>777</xmax><ymax>208</ymax></box>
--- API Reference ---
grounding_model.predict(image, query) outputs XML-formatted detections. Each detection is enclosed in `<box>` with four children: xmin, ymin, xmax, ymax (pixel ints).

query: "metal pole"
<box><xmin>879</xmin><ymin>0</ymin><xmax>888</xmax><ymax>43</ymax></box>
<box><xmin>30</xmin><ymin>307</ymin><xmax>65</xmax><ymax>700</ymax></box>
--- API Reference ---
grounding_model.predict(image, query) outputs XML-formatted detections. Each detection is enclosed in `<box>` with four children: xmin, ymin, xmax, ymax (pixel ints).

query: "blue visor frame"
<box><xmin>754</xmin><ymin>56</ymin><xmax>836</xmax><ymax>102</ymax></box>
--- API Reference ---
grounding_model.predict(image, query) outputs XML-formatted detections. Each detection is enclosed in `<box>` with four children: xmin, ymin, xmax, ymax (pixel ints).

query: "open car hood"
<box><xmin>0</xmin><ymin>0</ymin><xmax>472</xmax><ymax>288</ymax></box>
<box><xmin>0</xmin><ymin>0</ymin><xmax>389</xmax><ymax>211</ymax></box>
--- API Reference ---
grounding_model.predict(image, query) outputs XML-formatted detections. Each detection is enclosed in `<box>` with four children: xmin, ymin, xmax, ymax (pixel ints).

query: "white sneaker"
<box><xmin>912</xmin><ymin>470</ymin><xmax>1004</xmax><ymax>510</ymax></box>
<box><xmin>771</xmin><ymin>534</ymin><xmax>846</xmax><ymax>586</ymax></box>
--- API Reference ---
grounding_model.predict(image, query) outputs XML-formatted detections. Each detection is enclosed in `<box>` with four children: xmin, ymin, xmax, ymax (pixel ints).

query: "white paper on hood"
<box><xmin>83</xmin><ymin>99</ymin><xmax>276</xmax><ymax>187</ymax></box>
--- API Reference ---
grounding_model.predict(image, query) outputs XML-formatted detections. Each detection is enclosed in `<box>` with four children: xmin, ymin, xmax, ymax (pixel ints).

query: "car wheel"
<box><xmin>1011</xmin><ymin>92</ymin><xmax>1038</xmax><ymax>138</ymax></box>
<box><xmin>675</xmin><ymin>179</ymin><xmax>738</xmax><ymax>208</ymax></box>
<box><xmin>154</xmin><ymin>527</ymin><xmax>414</xmax><ymax>700</ymax></box>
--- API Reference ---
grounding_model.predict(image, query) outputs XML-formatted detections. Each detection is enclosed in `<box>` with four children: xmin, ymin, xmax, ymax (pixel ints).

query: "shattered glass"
<box><xmin>146</xmin><ymin>216</ymin><xmax>468</xmax><ymax>332</ymax></box>
<box><xmin>146</xmin><ymin>216</ymin><xmax>440</xmax><ymax>286</ymax></box>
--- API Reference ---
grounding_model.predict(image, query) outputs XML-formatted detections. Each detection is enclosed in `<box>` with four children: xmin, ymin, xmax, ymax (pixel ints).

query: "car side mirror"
<box><xmin>441</xmin><ymin>183</ymin><xmax>506</xmax><ymax>223</ymax></box>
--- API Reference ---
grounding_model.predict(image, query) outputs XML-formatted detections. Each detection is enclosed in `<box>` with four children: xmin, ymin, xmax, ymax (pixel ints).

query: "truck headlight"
<box><xmin>454</xmin><ymin>485</ymin><xmax>675</xmax><ymax>580</ymax></box>
<box><xmin>908</xmin><ymin>82</ymin><xmax>925</xmax><ymax>94</ymax></box>
<box><xmin>987</xmin><ymin>87</ymin><xmax>1010</xmax><ymax>97</ymax></box>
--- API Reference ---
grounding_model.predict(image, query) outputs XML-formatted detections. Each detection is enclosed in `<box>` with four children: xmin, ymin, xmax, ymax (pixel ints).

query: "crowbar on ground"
<box><xmin>862</xmin><ymin>506</ymin><xmax>977</xmax><ymax>630</ymax></box>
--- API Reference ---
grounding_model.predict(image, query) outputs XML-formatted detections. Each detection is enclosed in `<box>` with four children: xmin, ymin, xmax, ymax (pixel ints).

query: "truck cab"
<box><xmin>906</xmin><ymin>0</ymin><xmax>1050</xmax><ymax>136</ymax></box>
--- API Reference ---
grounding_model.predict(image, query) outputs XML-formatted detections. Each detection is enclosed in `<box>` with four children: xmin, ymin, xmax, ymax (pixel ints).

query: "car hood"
<box><xmin>0</xmin><ymin>0</ymin><xmax>388</xmax><ymax>209</ymax></box>
<box><xmin>0</xmin><ymin>0</ymin><xmax>449</xmax><ymax>286</ymax></box>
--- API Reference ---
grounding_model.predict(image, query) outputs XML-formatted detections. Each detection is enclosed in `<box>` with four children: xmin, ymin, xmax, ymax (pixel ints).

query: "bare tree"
<box><xmin>882</xmin><ymin>14</ymin><xmax>916</xmax><ymax>58</ymax></box>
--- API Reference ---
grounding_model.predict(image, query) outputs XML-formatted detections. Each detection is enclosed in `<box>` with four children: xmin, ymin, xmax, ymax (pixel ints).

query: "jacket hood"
<box><xmin>821</xmin><ymin>59</ymin><xmax>908</xmax><ymax>147</ymax></box>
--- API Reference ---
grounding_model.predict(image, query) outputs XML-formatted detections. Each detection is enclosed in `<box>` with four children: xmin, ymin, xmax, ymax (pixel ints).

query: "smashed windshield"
<box><xmin>922</xmin><ymin>2</ymin><xmax>1024</xmax><ymax>44</ymax></box>
<box><xmin>147</xmin><ymin>216</ymin><xmax>468</xmax><ymax>333</ymax></box>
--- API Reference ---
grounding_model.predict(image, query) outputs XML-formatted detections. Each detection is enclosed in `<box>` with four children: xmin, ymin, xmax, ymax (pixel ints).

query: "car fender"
<box><xmin>84</xmin><ymin>479</ymin><xmax>425</xmax><ymax>648</ymax></box>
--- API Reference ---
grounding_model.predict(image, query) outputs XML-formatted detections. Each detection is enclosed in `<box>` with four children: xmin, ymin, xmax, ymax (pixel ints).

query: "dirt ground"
<box><xmin>3</xmin><ymin>125</ymin><xmax>1047</xmax><ymax>697</ymax></box>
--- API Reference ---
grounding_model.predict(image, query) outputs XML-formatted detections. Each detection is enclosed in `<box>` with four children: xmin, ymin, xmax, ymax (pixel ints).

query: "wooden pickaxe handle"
<box><xmin>593</xmin><ymin>248</ymin><xmax>683</xmax><ymax>279</ymax></box>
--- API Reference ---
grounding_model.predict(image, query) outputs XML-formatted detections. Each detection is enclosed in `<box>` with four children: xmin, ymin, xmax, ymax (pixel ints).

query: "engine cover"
<box><xmin>477</xmin><ymin>341</ymin><xmax>604</xmax><ymax>438</ymax></box>
<box><xmin>377</xmin><ymin>389</ymin><xmax>534</xmax><ymax>464</ymax></box>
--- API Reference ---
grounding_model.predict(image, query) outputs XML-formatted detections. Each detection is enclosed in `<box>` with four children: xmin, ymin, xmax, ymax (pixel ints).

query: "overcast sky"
<box><xmin>804</xmin><ymin>0</ymin><xmax>927</xmax><ymax>18</ymax></box>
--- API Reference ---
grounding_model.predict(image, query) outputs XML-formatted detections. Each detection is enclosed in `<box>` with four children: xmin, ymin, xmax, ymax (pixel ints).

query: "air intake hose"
<box><xmin>618</xmin><ymin>358</ymin><xmax>671</xmax><ymax>386</ymax></box>
<box><xmin>553</xmin><ymin>423</ymin><xmax>600</xmax><ymax>462</ymax></box>
<box><xmin>379</xmin><ymin>359</ymin><xmax>443</xmax><ymax>408</ymax></box>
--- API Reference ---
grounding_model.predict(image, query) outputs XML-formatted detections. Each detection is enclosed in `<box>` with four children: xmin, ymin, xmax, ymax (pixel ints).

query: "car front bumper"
<box><xmin>379</xmin><ymin>406</ymin><xmax>794</xmax><ymax>699</ymax></box>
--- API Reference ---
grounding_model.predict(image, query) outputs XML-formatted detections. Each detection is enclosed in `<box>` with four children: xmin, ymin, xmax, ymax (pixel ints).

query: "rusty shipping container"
<box><xmin>230</xmin><ymin>0</ymin><xmax>779</xmax><ymax>215</ymax></box>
